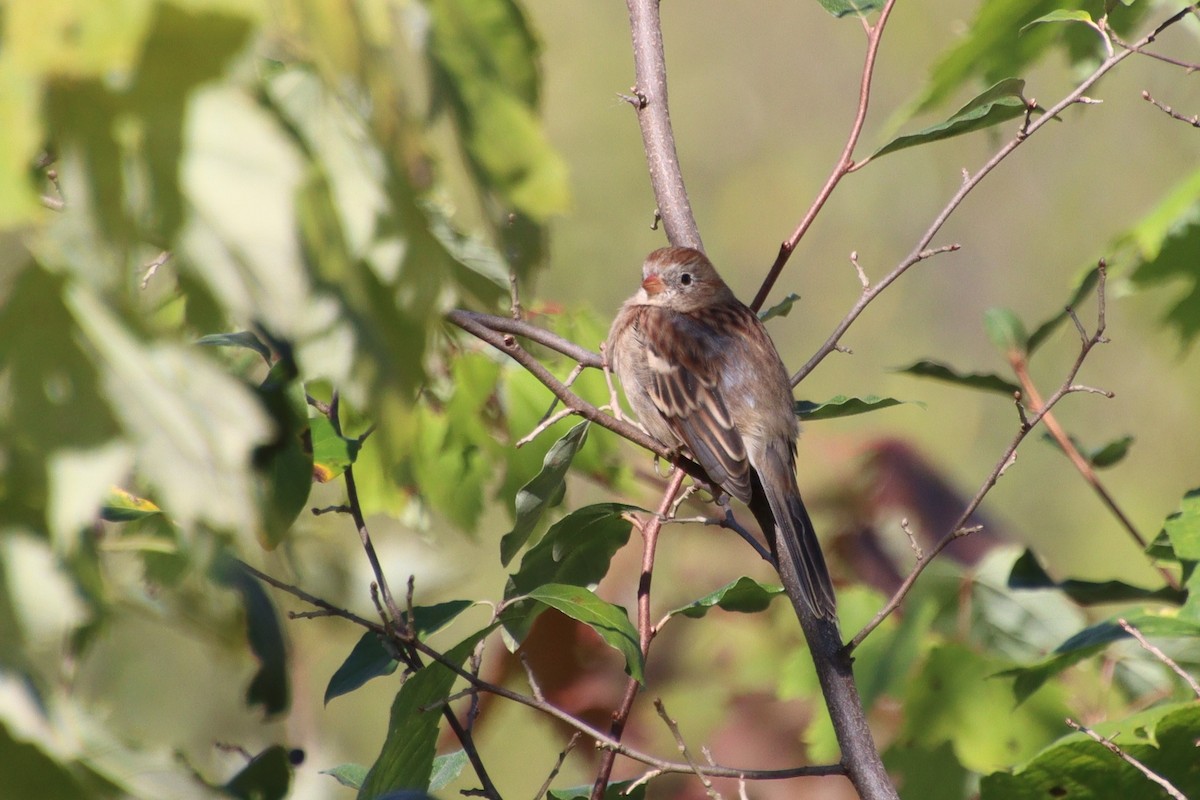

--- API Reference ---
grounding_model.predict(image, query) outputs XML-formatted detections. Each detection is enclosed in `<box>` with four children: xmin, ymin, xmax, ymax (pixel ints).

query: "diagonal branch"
<box><xmin>751</xmin><ymin>0</ymin><xmax>898</xmax><ymax>312</ymax></box>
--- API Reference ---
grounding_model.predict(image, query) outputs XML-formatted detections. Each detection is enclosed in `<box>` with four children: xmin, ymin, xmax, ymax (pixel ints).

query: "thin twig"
<box><xmin>791</xmin><ymin>8</ymin><xmax>1188</xmax><ymax>386</ymax></box>
<box><xmin>849</xmin><ymin>275</ymin><xmax>1111</xmax><ymax>650</ymax></box>
<box><xmin>532</xmin><ymin>733</ymin><xmax>582</xmax><ymax>800</ymax></box>
<box><xmin>751</xmin><ymin>0</ymin><xmax>898</xmax><ymax>311</ymax></box>
<box><xmin>591</xmin><ymin>469</ymin><xmax>686</xmax><ymax>800</ymax></box>
<box><xmin>655</xmin><ymin>699</ymin><xmax>722</xmax><ymax>800</ymax></box>
<box><xmin>246</xmin><ymin>561</ymin><xmax>846</xmax><ymax>782</ymax></box>
<box><xmin>1142</xmin><ymin>90</ymin><xmax>1200</xmax><ymax>127</ymax></box>
<box><xmin>1065</xmin><ymin>718</ymin><xmax>1187</xmax><ymax>800</ymax></box>
<box><xmin>1006</xmin><ymin>289</ymin><xmax>1179</xmax><ymax>590</ymax></box>
<box><xmin>1119</xmin><ymin>618</ymin><xmax>1200</xmax><ymax>698</ymax></box>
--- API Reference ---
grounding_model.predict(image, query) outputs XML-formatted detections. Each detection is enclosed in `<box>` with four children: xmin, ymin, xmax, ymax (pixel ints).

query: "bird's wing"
<box><xmin>641</xmin><ymin>308</ymin><xmax>754</xmax><ymax>503</ymax></box>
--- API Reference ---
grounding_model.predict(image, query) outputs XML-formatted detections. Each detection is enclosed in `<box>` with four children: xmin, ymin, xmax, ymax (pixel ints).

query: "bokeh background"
<box><xmin>3</xmin><ymin>1</ymin><xmax>1200</xmax><ymax>798</ymax></box>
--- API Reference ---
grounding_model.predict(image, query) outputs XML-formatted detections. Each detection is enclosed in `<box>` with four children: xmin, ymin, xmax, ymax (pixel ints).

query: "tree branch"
<box><xmin>591</xmin><ymin>470</ymin><xmax>685</xmax><ymax>799</ymax></box>
<box><xmin>751</xmin><ymin>0</ymin><xmax>898</xmax><ymax>312</ymax></box>
<box><xmin>625</xmin><ymin>0</ymin><xmax>702</xmax><ymax>250</ymax></box>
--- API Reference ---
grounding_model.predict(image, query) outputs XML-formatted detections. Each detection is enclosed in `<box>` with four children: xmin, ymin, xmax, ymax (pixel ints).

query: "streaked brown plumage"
<box><xmin>607</xmin><ymin>246</ymin><xmax>837</xmax><ymax>621</ymax></box>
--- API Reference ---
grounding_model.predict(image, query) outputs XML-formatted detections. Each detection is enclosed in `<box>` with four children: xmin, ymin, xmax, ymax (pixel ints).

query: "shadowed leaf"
<box><xmin>896</xmin><ymin>360</ymin><xmax>1020</xmax><ymax>395</ymax></box>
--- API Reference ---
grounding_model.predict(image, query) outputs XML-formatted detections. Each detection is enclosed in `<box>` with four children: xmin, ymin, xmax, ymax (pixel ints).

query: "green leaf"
<box><xmin>981</xmin><ymin>703</ymin><xmax>1200</xmax><ymax>799</ymax></box>
<box><xmin>1007</xmin><ymin>548</ymin><xmax>1183</xmax><ymax>606</ymax></box>
<box><xmin>814</xmin><ymin>0</ymin><xmax>883</xmax><ymax>18</ymax></box>
<box><xmin>1118</xmin><ymin>167</ymin><xmax>1200</xmax><ymax>346</ymax></box>
<box><xmin>1018</xmin><ymin>9</ymin><xmax>1094</xmax><ymax>34</ymax></box>
<box><xmin>983</xmin><ymin>307</ymin><xmax>1028</xmax><ymax>354</ymax></box>
<box><xmin>894</xmin><ymin>0</ymin><xmax>1147</xmax><ymax>120</ymax></box>
<box><xmin>358</xmin><ymin>630</ymin><xmax>490</xmax><ymax>799</ymax></box>
<box><xmin>883</xmin><ymin>741</ymin><xmax>970</xmax><ymax>800</ymax></box>
<box><xmin>223</xmin><ymin>745</ymin><xmax>292</xmax><ymax>800</ymax></box>
<box><xmin>426</xmin><ymin>0</ymin><xmax>569</xmax><ymax>222</ymax></box>
<box><xmin>325</xmin><ymin>632</ymin><xmax>399</xmax><ymax>705</ymax></box>
<box><xmin>757</xmin><ymin>292</ymin><xmax>801</xmax><ymax>321</ymax></box>
<box><xmin>500</xmin><ymin>420</ymin><xmax>590</xmax><ymax>566</ymax></box>
<box><xmin>100</xmin><ymin>487</ymin><xmax>162</xmax><ymax>522</ymax></box>
<box><xmin>325</xmin><ymin>602</ymin><xmax>472</xmax><ymax>704</ymax></box>
<box><xmin>1026</xmin><ymin>266</ymin><xmax>1101</xmax><ymax>354</ymax></box>
<box><xmin>872</xmin><ymin>79</ymin><xmax>1029</xmax><ymax>160</ymax></box>
<box><xmin>666</xmin><ymin>577</ymin><xmax>785</xmax><ymax>620</ymax></box>
<box><xmin>310</xmin><ymin>416</ymin><xmax>361</xmax><ymax>483</ymax></box>
<box><xmin>502</xmin><ymin>501</ymin><xmax>635</xmax><ymax>645</ymax></box>
<box><xmin>1162</xmin><ymin>488</ymin><xmax>1200</xmax><ymax>561</ymax></box>
<box><xmin>213</xmin><ymin>555</ymin><xmax>290</xmax><ymax>716</ymax></box>
<box><xmin>794</xmin><ymin>394</ymin><xmax>911</xmax><ymax>421</ymax></box>
<box><xmin>429</xmin><ymin>751</ymin><xmax>469</xmax><ymax>792</ymax></box>
<box><xmin>1040</xmin><ymin>433</ymin><xmax>1134</xmax><ymax>469</ymax></box>
<box><xmin>895</xmin><ymin>360</ymin><xmax>1021</xmax><ymax>395</ymax></box>
<box><xmin>519</xmin><ymin>584</ymin><xmax>643</xmax><ymax>683</ymax></box>
<box><xmin>903</xmin><ymin>643</ymin><xmax>1068</xmax><ymax>773</ymax></box>
<box><xmin>322</xmin><ymin>763</ymin><xmax>369</xmax><ymax>790</ymax></box>
<box><xmin>1001</xmin><ymin>614</ymin><xmax>1200</xmax><ymax>703</ymax></box>
<box><xmin>196</xmin><ymin>331</ymin><xmax>273</xmax><ymax>363</ymax></box>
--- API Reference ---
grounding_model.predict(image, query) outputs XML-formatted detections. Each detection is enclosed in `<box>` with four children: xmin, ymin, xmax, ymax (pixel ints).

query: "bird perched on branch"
<box><xmin>607</xmin><ymin>246</ymin><xmax>837</xmax><ymax>621</ymax></box>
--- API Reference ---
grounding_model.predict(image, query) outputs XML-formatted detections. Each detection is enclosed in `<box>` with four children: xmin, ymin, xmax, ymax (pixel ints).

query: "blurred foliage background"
<box><xmin>1</xmin><ymin>0</ymin><xmax>1200</xmax><ymax>798</ymax></box>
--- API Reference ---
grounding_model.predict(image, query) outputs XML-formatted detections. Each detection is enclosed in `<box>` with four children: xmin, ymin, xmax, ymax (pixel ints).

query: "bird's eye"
<box><xmin>679</xmin><ymin>272</ymin><xmax>693</xmax><ymax>286</ymax></box>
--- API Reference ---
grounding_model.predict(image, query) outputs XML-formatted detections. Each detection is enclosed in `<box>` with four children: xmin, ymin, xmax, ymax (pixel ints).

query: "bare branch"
<box><xmin>625</xmin><ymin>0</ymin><xmax>702</xmax><ymax>249</ymax></box>
<box><xmin>751</xmin><ymin>0</ymin><xmax>898</xmax><ymax>311</ymax></box>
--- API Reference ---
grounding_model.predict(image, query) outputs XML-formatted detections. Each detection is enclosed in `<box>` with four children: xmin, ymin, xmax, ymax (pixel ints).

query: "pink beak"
<box><xmin>642</xmin><ymin>274</ymin><xmax>665</xmax><ymax>295</ymax></box>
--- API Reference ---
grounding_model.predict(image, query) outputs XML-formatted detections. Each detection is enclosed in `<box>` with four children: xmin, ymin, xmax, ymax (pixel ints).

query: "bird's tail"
<box><xmin>750</xmin><ymin>466</ymin><xmax>837</xmax><ymax>622</ymax></box>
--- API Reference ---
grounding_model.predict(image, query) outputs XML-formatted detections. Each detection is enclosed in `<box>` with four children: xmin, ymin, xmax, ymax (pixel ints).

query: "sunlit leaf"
<box><xmin>758</xmin><ymin>292</ymin><xmax>800</xmax><ymax>321</ymax></box>
<box><xmin>100</xmin><ymin>487</ymin><xmax>161</xmax><ymax>522</ymax></box>
<box><xmin>873</xmin><ymin>79</ymin><xmax>1030</xmax><ymax>161</ymax></box>
<box><xmin>503</xmin><ymin>503</ymin><xmax>636</xmax><ymax>644</ymax></box>
<box><xmin>1122</xmin><ymin>168</ymin><xmax>1200</xmax><ymax>346</ymax></box>
<box><xmin>429</xmin><ymin>751</ymin><xmax>469</xmax><ymax>792</ymax></box>
<box><xmin>981</xmin><ymin>703</ymin><xmax>1200</xmax><ymax>799</ymax></box>
<box><xmin>322</xmin><ymin>763</ymin><xmax>368</xmax><ymax>790</ymax></box>
<box><xmin>1019</xmin><ymin>9</ymin><xmax>1094</xmax><ymax>34</ymax></box>
<box><xmin>1162</xmin><ymin>488</ymin><xmax>1200</xmax><ymax>560</ymax></box>
<box><xmin>667</xmin><ymin>577</ymin><xmax>784</xmax><ymax>620</ymax></box>
<box><xmin>904</xmin><ymin>643</ymin><xmax>1068</xmax><ymax>772</ymax></box>
<box><xmin>310</xmin><ymin>416</ymin><xmax>361</xmax><ymax>483</ymax></box>
<box><xmin>815</xmin><ymin>0</ymin><xmax>883</xmax><ymax>18</ymax></box>
<box><xmin>520</xmin><ymin>583</ymin><xmax>643</xmax><ymax>683</ymax></box>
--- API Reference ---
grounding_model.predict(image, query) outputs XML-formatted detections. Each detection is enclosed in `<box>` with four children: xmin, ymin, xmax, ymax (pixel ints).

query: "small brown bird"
<box><xmin>607</xmin><ymin>246</ymin><xmax>837</xmax><ymax>621</ymax></box>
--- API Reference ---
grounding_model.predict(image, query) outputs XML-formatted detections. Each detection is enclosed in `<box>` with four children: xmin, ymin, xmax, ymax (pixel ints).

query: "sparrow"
<box><xmin>607</xmin><ymin>246</ymin><xmax>837</xmax><ymax>621</ymax></box>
